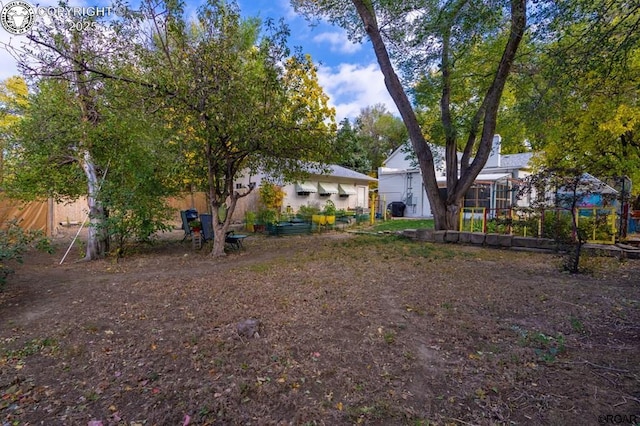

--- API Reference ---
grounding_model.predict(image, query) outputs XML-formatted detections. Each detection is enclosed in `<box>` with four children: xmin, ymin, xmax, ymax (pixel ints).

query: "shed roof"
<box><xmin>307</xmin><ymin>164</ymin><xmax>377</xmax><ymax>182</ymax></box>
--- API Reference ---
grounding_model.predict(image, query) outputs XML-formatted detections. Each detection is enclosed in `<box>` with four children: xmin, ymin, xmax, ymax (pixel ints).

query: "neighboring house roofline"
<box><xmin>309</xmin><ymin>164</ymin><xmax>377</xmax><ymax>182</ymax></box>
<box><xmin>381</xmin><ymin>135</ymin><xmax>535</xmax><ymax>173</ymax></box>
<box><xmin>239</xmin><ymin>163</ymin><xmax>377</xmax><ymax>185</ymax></box>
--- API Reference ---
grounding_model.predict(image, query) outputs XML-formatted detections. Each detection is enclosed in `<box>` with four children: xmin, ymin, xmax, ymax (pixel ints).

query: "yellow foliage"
<box><xmin>0</xmin><ymin>76</ymin><xmax>29</xmax><ymax>131</ymax></box>
<box><xmin>599</xmin><ymin>104</ymin><xmax>640</xmax><ymax>135</ymax></box>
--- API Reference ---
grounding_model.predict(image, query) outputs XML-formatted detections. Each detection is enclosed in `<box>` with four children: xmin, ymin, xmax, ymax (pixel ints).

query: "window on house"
<box><xmin>464</xmin><ymin>184</ymin><xmax>491</xmax><ymax>208</ymax></box>
<box><xmin>494</xmin><ymin>182</ymin><xmax>512</xmax><ymax>210</ymax></box>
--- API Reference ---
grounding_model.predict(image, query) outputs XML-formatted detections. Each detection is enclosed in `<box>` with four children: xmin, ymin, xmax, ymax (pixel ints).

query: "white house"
<box><xmin>233</xmin><ymin>164</ymin><xmax>376</xmax><ymax>219</ymax></box>
<box><xmin>378</xmin><ymin>135</ymin><xmax>534</xmax><ymax>217</ymax></box>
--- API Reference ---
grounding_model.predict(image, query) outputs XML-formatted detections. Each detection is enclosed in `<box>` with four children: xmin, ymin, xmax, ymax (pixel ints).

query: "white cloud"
<box><xmin>276</xmin><ymin>0</ymin><xmax>299</xmax><ymax>20</ymax></box>
<box><xmin>312</xmin><ymin>31</ymin><xmax>361</xmax><ymax>54</ymax></box>
<box><xmin>317</xmin><ymin>62</ymin><xmax>399</xmax><ymax>122</ymax></box>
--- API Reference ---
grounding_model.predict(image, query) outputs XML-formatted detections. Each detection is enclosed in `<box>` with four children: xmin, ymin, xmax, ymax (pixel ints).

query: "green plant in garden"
<box><xmin>323</xmin><ymin>200</ymin><xmax>336</xmax><ymax>216</ymax></box>
<box><xmin>256</xmin><ymin>208</ymin><xmax>278</xmax><ymax>225</ymax></box>
<box><xmin>512</xmin><ymin>325</ymin><xmax>566</xmax><ymax>362</ymax></box>
<box><xmin>259</xmin><ymin>182</ymin><xmax>286</xmax><ymax>212</ymax></box>
<box><xmin>297</xmin><ymin>204</ymin><xmax>321</xmax><ymax>222</ymax></box>
<box><xmin>244</xmin><ymin>211</ymin><xmax>256</xmax><ymax>225</ymax></box>
<box><xmin>0</xmin><ymin>220</ymin><xmax>52</xmax><ymax>290</ymax></box>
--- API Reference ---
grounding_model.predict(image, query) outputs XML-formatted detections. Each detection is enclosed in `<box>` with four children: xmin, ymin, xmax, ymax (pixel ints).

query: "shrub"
<box><xmin>297</xmin><ymin>204</ymin><xmax>321</xmax><ymax>222</ymax></box>
<box><xmin>259</xmin><ymin>182</ymin><xmax>285</xmax><ymax>211</ymax></box>
<box><xmin>0</xmin><ymin>220</ymin><xmax>52</xmax><ymax>291</ymax></box>
<box><xmin>323</xmin><ymin>200</ymin><xmax>336</xmax><ymax>216</ymax></box>
<box><xmin>256</xmin><ymin>208</ymin><xmax>278</xmax><ymax>225</ymax></box>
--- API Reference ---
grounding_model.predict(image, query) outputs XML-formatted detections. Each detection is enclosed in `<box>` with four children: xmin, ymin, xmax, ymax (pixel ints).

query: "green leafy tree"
<box><xmin>0</xmin><ymin>76</ymin><xmax>29</xmax><ymax>182</ymax></box>
<box><xmin>335</xmin><ymin>117</ymin><xmax>371</xmax><ymax>175</ymax></box>
<box><xmin>293</xmin><ymin>0</ymin><xmax>527</xmax><ymax>230</ymax></box>
<box><xmin>137</xmin><ymin>0</ymin><xmax>338</xmax><ymax>256</ymax></box>
<box><xmin>6</xmin><ymin>8</ymin><xmax>132</xmax><ymax>259</ymax></box>
<box><xmin>5</xmin><ymin>77</ymin><xmax>180</xmax><ymax>256</ymax></box>
<box><xmin>354</xmin><ymin>104</ymin><xmax>407</xmax><ymax>172</ymax></box>
<box><xmin>511</xmin><ymin>1</ymin><xmax>640</xmax><ymax>188</ymax></box>
<box><xmin>0</xmin><ymin>220</ymin><xmax>51</xmax><ymax>291</ymax></box>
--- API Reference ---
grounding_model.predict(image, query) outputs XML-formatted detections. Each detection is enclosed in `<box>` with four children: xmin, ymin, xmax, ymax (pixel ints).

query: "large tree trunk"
<box><xmin>80</xmin><ymin>150</ymin><xmax>108</xmax><ymax>260</ymax></box>
<box><xmin>209</xmin><ymin>191</ymin><xmax>241</xmax><ymax>257</ymax></box>
<box><xmin>351</xmin><ymin>0</ymin><xmax>446</xmax><ymax>228</ymax></box>
<box><xmin>352</xmin><ymin>0</ymin><xmax>526</xmax><ymax>231</ymax></box>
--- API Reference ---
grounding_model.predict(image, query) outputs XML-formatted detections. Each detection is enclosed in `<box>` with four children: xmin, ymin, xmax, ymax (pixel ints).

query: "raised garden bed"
<box><xmin>267</xmin><ymin>221</ymin><xmax>313</xmax><ymax>236</ymax></box>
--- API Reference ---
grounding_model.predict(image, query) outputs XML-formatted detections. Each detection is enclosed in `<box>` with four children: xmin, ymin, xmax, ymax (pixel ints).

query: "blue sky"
<box><xmin>0</xmin><ymin>0</ymin><xmax>397</xmax><ymax>122</ymax></box>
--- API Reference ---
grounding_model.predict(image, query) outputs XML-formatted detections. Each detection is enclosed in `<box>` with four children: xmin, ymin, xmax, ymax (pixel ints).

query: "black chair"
<box><xmin>200</xmin><ymin>214</ymin><xmax>214</xmax><ymax>242</ymax></box>
<box><xmin>180</xmin><ymin>209</ymin><xmax>199</xmax><ymax>240</ymax></box>
<box><xmin>200</xmin><ymin>213</ymin><xmax>247</xmax><ymax>249</ymax></box>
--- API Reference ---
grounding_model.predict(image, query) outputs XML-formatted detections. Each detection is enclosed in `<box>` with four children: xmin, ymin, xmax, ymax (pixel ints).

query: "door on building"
<box><xmin>357</xmin><ymin>187</ymin><xmax>367</xmax><ymax>208</ymax></box>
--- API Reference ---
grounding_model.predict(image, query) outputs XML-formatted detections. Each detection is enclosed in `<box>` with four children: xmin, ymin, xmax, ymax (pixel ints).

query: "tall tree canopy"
<box><xmin>511</xmin><ymin>0</ymin><xmax>640</xmax><ymax>188</ymax></box>
<box><xmin>335</xmin><ymin>118</ymin><xmax>371</xmax><ymax>175</ymax></box>
<box><xmin>136</xmin><ymin>0</ymin><xmax>337</xmax><ymax>256</ymax></box>
<box><xmin>0</xmin><ymin>77</ymin><xmax>29</xmax><ymax>182</ymax></box>
<box><xmin>354</xmin><ymin>104</ymin><xmax>407</xmax><ymax>172</ymax></box>
<box><xmin>293</xmin><ymin>0</ymin><xmax>527</xmax><ymax>229</ymax></box>
<box><xmin>335</xmin><ymin>105</ymin><xmax>406</xmax><ymax>176</ymax></box>
<box><xmin>5</xmin><ymin>0</ymin><xmax>337</xmax><ymax>258</ymax></box>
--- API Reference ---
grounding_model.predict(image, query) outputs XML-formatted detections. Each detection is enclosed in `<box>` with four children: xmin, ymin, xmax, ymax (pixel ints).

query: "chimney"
<box><xmin>485</xmin><ymin>134</ymin><xmax>501</xmax><ymax>168</ymax></box>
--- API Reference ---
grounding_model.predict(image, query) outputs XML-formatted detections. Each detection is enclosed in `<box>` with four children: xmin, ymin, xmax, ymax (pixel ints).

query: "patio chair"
<box><xmin>200</xmin><ymin>213</ymin><xmax>247</xmax><ymax>249</ymax></box>
<box><xmin>180</xmin><ymin>209</ymin><xmax>198</xmax><ymax>241</ymax></box>
<box><xmin>200</xmin><ymin>214</ymin><xmax>214</xmax><ymax>242</ymax></box>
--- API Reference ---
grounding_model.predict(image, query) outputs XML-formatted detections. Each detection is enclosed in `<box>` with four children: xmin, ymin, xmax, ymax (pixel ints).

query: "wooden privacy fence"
<box><xmin>0</xmin><ymin>198</ymin><xmax>51</xmax><ymax>235</ymax></box>
<box><xmin>0</xmin><ymin>192</ymin><xmax>214</xmax><ymax>236</ymax></box>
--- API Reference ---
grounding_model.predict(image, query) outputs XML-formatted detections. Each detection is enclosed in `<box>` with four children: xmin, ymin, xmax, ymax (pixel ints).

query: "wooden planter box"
<box><xmin>267</xmin><ymin>222</ymin><xmax>312</xmax><ymax>236</ymax></box>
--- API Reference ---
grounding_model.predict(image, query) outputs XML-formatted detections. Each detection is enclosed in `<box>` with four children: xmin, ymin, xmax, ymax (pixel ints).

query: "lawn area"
<box><xmin>370</xmin><ymin>218</ymin><xmax>434</xmax><ymax>232</ymax></box>
<box><xmin>1</xmin><ymin>230</ymin><xmax>639</xmax><ymax>425</ymax></box>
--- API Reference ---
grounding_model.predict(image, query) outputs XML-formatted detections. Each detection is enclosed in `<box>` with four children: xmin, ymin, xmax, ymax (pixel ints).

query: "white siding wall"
<box><xmin>378</xmin><ymin>173</ymin><xmax>405</xmax><ymax>206</ymax></box>
<box><xmin>378</xmin><ymin>172</ymin><xmax>434</xmax><ymax>217</ymax></box>
<box><xmin>234</xmin><ymin>172</ymin><xmax>370</xmax><ymax>213</ymax></box>
<box><xmin>281</xmin><ymin>181</ymin><xmax>367</xmax><ymax>212</ymax></box>
<box><xmin>383</xmin><ymin>148</ymin><xmax>409</xmax><ymax>169</ymax></box>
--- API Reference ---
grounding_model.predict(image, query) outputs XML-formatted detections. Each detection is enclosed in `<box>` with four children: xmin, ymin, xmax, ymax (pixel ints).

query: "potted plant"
<box><xmin>323</xmin><ymin>200</ymin><xmax>336</xmax><ymax>226</ymax></box>
<box><xmin>189</xmin><ymin>220</ymin><xmax>202</xmax><ymax>234</ymax></box>
<box><xmin>245</xmin><ymin>211</ymin><xmax>256</xmax><ymax>233</ymax></box>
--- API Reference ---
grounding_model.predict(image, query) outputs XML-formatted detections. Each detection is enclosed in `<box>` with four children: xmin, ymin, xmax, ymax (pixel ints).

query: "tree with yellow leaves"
<box><xmin>0</xmin><ymin>76</ymin><xmax>29</xmax><ymax>182</ymax></box>
<box><xmin>138</xmin><ymin>0</ymin><xmax>338</xmax><ymax>256</ymax></box>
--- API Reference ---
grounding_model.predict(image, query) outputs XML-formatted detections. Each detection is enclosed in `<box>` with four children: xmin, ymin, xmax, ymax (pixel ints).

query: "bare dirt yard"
<box><xmin>1</xmin><ymin>229</ymin><xmax>639</xmax><ymax>425</ymax></box>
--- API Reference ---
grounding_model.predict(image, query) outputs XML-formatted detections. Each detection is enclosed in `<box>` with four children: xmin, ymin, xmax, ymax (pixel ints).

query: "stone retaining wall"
<box><xmin>402</xmin><ymin>228</ymin><xmax>640</xmax><ymax>259</ymax></box>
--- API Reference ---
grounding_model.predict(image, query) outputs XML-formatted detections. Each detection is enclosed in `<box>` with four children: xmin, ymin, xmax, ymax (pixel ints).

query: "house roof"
<box><xmin>432</xmin><ymin>173</ymin><xmax>511</xmax><ymax>183</ymax></box>
<box><xmin>498</xmin><ymin>152</ymin><xmax>534</xmax><ymax>169</ymax></box>
<box><xmin>383</xmin><ymin>137</ymin><xmax>534</xmax><ymax>172</ymax></box>
<box><xmin>577</xmin><ymin>173</ymin><xmax>618</xmax><ymax>194</ymax></box>
<box><xmin>307</xmin><ymin>164</ymin><xmax>377</xmax><ymax>182</ymax></box>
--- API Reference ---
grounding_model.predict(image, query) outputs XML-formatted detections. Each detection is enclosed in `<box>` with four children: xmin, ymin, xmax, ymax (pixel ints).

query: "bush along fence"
<box><xmin>459</xmin><ymin>207</ymin><xmax>617</xmax><ymax>245</ymax></box>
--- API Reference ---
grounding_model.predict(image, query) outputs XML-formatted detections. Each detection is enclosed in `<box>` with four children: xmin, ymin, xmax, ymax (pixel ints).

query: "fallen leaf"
<box><xmin>336</xmin><ymin>402</ymin><xmax>343</xmax><ymax>411</ymax></box>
